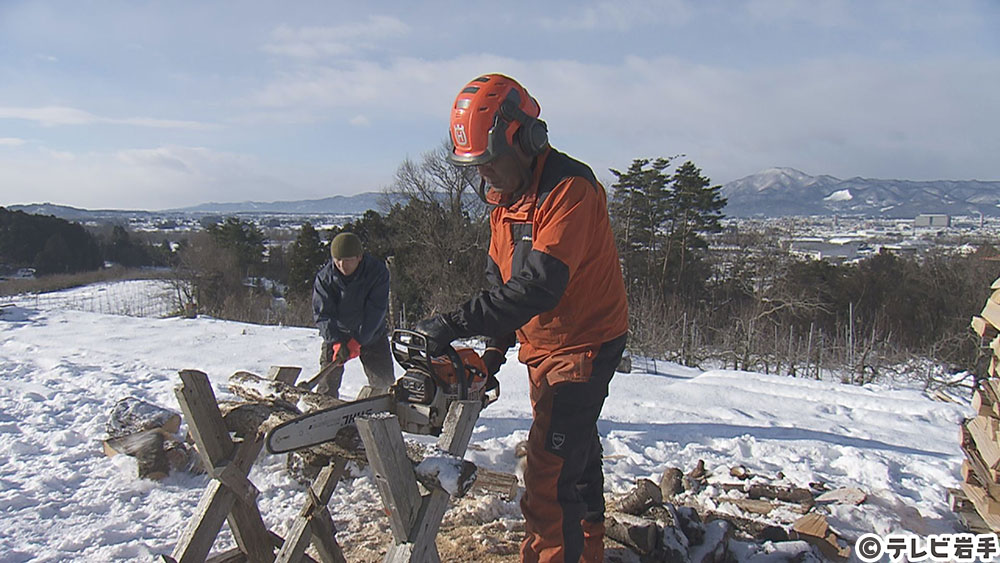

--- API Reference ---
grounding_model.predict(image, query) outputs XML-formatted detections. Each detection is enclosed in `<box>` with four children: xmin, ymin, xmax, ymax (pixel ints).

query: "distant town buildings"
<box><xmin>788</xmin><ymin>238</ymin><xmax>861</xmax><ymax>261</ymax></box>
<box><xmin>914</xmin><ymin>213</ymin><xmax>950</xmax><ymax>228</ymax></box>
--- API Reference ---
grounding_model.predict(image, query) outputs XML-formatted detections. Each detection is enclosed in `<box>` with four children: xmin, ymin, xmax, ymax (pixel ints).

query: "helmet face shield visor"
<box><xmin>448</xmin><ymin>112</ymin><xmax>516</xmax><ymax>167</ymax></box>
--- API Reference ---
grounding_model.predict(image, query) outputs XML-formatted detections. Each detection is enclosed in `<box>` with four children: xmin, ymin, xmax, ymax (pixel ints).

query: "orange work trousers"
<box><xmin>520</xmin><ymin>334</ymin><xmax>626</xmax><ymax>563</ymax></box>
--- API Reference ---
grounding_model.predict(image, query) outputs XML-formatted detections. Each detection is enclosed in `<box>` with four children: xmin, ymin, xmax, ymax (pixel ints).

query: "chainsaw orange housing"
<box><xmin>430</xmin><ymin>347</ymin><xmax>488</xmax><ymax>389</ymax></box>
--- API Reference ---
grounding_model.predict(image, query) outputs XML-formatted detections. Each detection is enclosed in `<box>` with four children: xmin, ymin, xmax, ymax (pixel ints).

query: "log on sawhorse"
<box><xmin>356</xmin><ymin>400</ymin><xmax>482</xmax><ymax>563</ymax></box>
<box><xmin>164</xmin><ymin>368</ymin><xmax>347</xmax><ymax>563</ymax></box>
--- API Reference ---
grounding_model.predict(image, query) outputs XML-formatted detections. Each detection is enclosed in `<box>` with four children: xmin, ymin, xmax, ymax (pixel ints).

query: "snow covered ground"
<box><xmin>0</xmin><ymin>281</ymin><xmax>973</xmax><ymax>561</ymax></box>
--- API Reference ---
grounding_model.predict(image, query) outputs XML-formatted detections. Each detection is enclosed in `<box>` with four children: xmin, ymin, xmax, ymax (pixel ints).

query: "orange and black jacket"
<box><xmin>450</xmin><ymin>148</ymin><xmax>628</xmax><ymax>375</ymax></box>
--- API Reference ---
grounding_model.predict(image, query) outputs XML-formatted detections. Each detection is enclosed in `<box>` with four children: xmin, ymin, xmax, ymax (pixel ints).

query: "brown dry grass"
<box><xmin>0</xmin><ymin>266</ymin><xmax>171</xmax><ymax>297</ymax></box>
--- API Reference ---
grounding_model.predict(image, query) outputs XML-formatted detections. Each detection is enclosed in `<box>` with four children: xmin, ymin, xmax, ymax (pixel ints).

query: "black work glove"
<box><xmin>481</xmin><ymin>348</ymin><xmax>505</xmax><ymax>377</ymax></box>
<box><xmin>414</xmin><ymin>314</ymin><xmax>459</xmax><ymax>357</ymax></box>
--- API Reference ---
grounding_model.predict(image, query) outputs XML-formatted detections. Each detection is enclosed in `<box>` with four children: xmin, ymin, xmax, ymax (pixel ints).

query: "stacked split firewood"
<box><xmin>956</xmin><ymin>278</ymin><xmax>1000</xmax><ymax>533</ymax></box>
<box><xmin>605</xmin><ymin>461</ymin><xmax>863</xmax><ymax>562</ymax></box>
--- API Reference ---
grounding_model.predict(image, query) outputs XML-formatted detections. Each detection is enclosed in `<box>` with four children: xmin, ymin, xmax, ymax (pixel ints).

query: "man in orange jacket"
<box><xmin>416</xmin><ymin>74</ymin><xmax>628</xmax><ymax>563</ymax></box>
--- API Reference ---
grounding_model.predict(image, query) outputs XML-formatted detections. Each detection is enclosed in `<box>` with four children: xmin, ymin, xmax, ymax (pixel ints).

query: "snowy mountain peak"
<box><xmin>756</xmin><ymin>167</ymin><xmax>815</xmax><ymax>183</ymax></box>
<box><xmin>722</xmin><ymin>168</ymin><xmax>1000</xmax><ymax>217</ymax></box>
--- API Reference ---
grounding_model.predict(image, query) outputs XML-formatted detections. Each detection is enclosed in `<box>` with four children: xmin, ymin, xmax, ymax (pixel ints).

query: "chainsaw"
<box><xmin>266</xmin><ymin>329</ymin><xmax>499</xmax><ymax>454</ymax></box>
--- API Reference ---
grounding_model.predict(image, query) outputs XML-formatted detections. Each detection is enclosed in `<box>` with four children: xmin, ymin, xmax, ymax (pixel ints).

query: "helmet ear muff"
<box><xmin>499</xmin><ymin>99</ymin><xmax>548</xmax><ymax>157</ymax></box>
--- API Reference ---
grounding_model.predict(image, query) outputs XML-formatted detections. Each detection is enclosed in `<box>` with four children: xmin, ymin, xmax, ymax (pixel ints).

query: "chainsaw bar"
<box><xmin>266</xmin><ymin>394</ymin><xmax>394</xmax><ymax>454</ymax></box>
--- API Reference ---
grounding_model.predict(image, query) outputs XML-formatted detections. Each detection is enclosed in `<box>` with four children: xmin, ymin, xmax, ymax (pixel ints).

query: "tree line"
<box><xmin>0</xmin><ymin>207</ymin><xmax>171</xmax><ymax>276</ymax></box>
<box><xmin>5</xmin><ymin>144</ymin><xmax>996</xmax><ymax>382</ymax></box>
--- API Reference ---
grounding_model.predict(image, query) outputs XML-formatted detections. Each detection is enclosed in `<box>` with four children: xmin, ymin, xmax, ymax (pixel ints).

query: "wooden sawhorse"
<box><xmin>166</xmin><ymin>369</ymin><xmax>347</xmax><ymax>563</ymax></box>
<box><xmin>356</xmin><ymin>400</ymin><xmax>482</xmax><ymax>563</ymax></box>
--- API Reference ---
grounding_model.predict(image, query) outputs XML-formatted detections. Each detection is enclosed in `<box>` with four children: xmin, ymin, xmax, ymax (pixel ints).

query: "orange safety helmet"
<box><xmin>448</xmin><ymin>74</ymin><xmax>548</xmax><ymax>167</ymax></box>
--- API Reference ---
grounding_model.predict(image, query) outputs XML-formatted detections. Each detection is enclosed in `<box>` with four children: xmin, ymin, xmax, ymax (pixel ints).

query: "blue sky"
<box><xmin>1</xmin><ymin>0</ymin><xmax>997</xmax><ymax>210</ymax></box>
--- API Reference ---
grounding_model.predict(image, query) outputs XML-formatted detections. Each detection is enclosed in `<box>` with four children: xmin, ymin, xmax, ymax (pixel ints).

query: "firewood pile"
<box><xmin>956</xmin><ymin>278</ymin><xmax>1000</xmax><ymax>533</ymax></box>
<box><xmin>605</xmin><ymin>460</ymin><xmax>862</xmax><ymax>562</ymax></box>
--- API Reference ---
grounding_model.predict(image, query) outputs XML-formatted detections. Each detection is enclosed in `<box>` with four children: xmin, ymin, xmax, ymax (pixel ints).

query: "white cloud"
<box><xmin>243</xmin><ymin>50</ymin><xmax>1000</xmax><ymax>184</ymax></box>
<box><xmin>40</xmin><ymin>147</ymin><xmax>75</xmax><ymax>161</ymax></box>
<box><xmin>250</xmin><ymin>54</ymin><xmax>521</xmax><ymax>110</ymax></box>
<box><xmin>0</xmin><ymin>146</ymin><xmax>312</xmax><ymax>209</ymax></box>
<box><xmin>0</xmin><ymin>106</ymin><xmax>213</xmax><ymax>129</ymax></box>
<box><xmin>743</xmin><ymin>0</ymin><xmax>853</xmax><ymax>27</ymax></box>
<box><xmin>536</xmin><ymin>0</ymin><xmax>692</xmax><ymax>31</ymax></box>
<box><xmin>262</xmin><ymin>15</ymin><xmax>409</xmax><ymax>59</ymax></box>
<box><xmin>349</xmin><ymin>114</ymin><xmax>370</xmax><ymax>127</ymax></box>
<box><xmin>0</xmin><ymin>137</ymin><xmax>26</xmax><ymax>147</ymax></box>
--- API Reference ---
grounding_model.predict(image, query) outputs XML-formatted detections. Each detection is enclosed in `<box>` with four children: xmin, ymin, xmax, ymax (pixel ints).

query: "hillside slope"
<box><xmin>0</xmin><ymin>282</ymin><xmax>971</xmax><ymax>560</ymax></box>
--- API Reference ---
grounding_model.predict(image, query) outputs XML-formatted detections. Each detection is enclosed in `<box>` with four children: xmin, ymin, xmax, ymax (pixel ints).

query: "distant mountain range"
<box><xmin>169</xmin><ymin>193</ymin><xmax>394</xmax><ymax>215</ymax></box>
<box><xmin>6</xmin><ymin>192</ymin><xmax>398</xmax><ymax>221</ymax></box>
<box><xmin>721</xmin><ymin>168</ymin><xmax>1000</xmax><ymax>217</ymax></box>
<box><xmin>8</xmin><ymin>168</ymin><xmax>1000</xmax><ymax>220</ymax></box>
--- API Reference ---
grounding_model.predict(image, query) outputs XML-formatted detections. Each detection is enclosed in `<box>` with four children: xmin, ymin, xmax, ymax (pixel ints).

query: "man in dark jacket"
<box><xmin>312</xmin><ymin>232</ymin><xmax>394</xmax><ymax>398</ymax></box>
<box><xmin>416</xmin><ymin>74</ymin><xmax>628</xmax><ymax>563</ymax></box>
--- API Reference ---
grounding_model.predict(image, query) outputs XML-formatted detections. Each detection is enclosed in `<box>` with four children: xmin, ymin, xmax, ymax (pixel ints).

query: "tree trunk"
<box><xmin>228</xmin><ymin>371</ymin><xmax>345</xmax><ymax>412</ymax></box>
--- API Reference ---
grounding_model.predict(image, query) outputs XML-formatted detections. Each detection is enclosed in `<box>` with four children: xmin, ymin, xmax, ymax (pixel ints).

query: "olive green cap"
<box><xmin>330</xmin><ymin>232</ymin><xmax>363</xmax><ymax>259</ymax></box>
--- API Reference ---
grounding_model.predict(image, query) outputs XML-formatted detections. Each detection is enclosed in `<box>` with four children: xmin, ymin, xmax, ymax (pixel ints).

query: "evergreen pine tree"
<box><xmin>609</xmin><ymin>157</ymin><xmax>672</xmax><ymax>292</ymax></box>
<box><xmin>205</xmin><ymin>217</ymin><xmax>266</xmax><ymax>277</ymax></box>
<box><xmin>609</xmin><ymin>158</ymin><xmax>726</xmax><ymax>298</ymax></box>
<box><xmin>662</xmin><ymin>161</ymin><xmax>727</xmax><ymax>295</ymax></box>
<box><xmin>287</xmin><ymin>222</ymin><xmax>328</xmax><ymax>297</ymax></box>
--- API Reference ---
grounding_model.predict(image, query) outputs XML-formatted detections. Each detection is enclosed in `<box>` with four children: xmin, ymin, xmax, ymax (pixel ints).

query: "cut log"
<box><xmin>164</xmin><ymin>438</ymin><xmax>202</xmax><ymax>474</ymax></box>
<box><xmin>616</xmin><ymin>478</ymin><xmax>663</xmax><ymax>515</ymax></box>
<box><xmin>962</xmin><ymin>461</ymin><xmax>1000</xmax><ymax>515</ymax></box>
<box><xmin>725</xmin><ymin>498</ymin><xmax>777</xmax><ymax>515</ymax></box>
<box><xmin>961</xmin><ymin>473</ymin><xmax>1000</xmax><ymax>531</ymax></box>
<box><xmin>789</xmin><ymin>514</ymin><xmax>850</xmax><ymax>560</ymax></box>
<box><xmin>103</xmin><ymin>398</ymin><xmax>185</xmax><ymax>480</ymax></box>
<box><xmin>106</xmin><ymin>396</ymin><xmax>181</xmax><ymax>438</ymax></box>
<box><xmin>729</xmin><ymin>465</ymin><xmax>750</xmax><ymax>480</ymax></box>
<box><xmin>976</xmin><ymin>378</ymin><xmax>1000</xmax><ymax>418</ymax></box>
<box><xmin>685</xmin><ymin>460</ymin><xmax>708</xmax><ymax>492</ymax></box>
<box><xmin>266</xmin><ymin>365</ymin><xmax>301</xmax><ymax>385</ymax></box>
<box><xmin>966</xmin><ymin>416</ymin><xmax>1000</xmax><ymax>472</ymax></box>
<box><xmin>660</xmin><ymin>467</ymin><xmax>685</xmax><ymax>499</ymax></box>
<box><xmin>227</xmin><ymin>371</ymin><xmax>344</xmax><ymax>413</ymax></box>
<box><xmin>973</xmin><ymin>389</ymin><xmax>998</xmax><ymax>418</ymax></box>
<box><xmin>950</xmin><ymin>487</ymin><xmax>995</xmax><ymax>534</ymax></box>
<box><xmin>973</xmin><ymin>316</ymin><xmax>999</xmax><ymax>342</ymax></box>
<box><xmin>746</xmin><ymin>483</ymin><xmax>814</xmax><ymax>506</ymax></box>
<box><xmin>414</xmin><ymin>451</ymin><xmax>478</xmax><ymax>497</ymax></box>
<box><xmin>218</xmin><ymin>401</ymin><xmax>367</xmax><ymax>463</ymax></box>
<box><xmin>472</xmin><ymin>468</ymin><xmax>519</xmax><ymax>500</ymax></box>
<box><xmin>104</xmin><ymin>430</ymin><xmax>169</xmax><ymax>479</ymax></box>
<box><xmin>959</xmin><ymin>424</ymin><xmax>1000</xmax><ymax>501</ymax></box>
<box><xmin>983</xmin><ymin>298</ymin><xmax>1000</xmax><ymax>332</ymax></box>
<box><xmin>724</xmin><ymin>497</ymin><xmax>810</xmax><ymax>516</ymax></box>
<box><xmin>605</xmin><ymin>512</ymin><xmax>661</xmax><ymax>555</ymax></box>
<box><xmin>982</xmin><ymin>380</ymin><xmax>1000</xmax><ymax>413</ymax></box>
<box><xmin>815</xmin><ymin>487</ymin><xmax>866</xmax><ymax>506</ymax></box>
